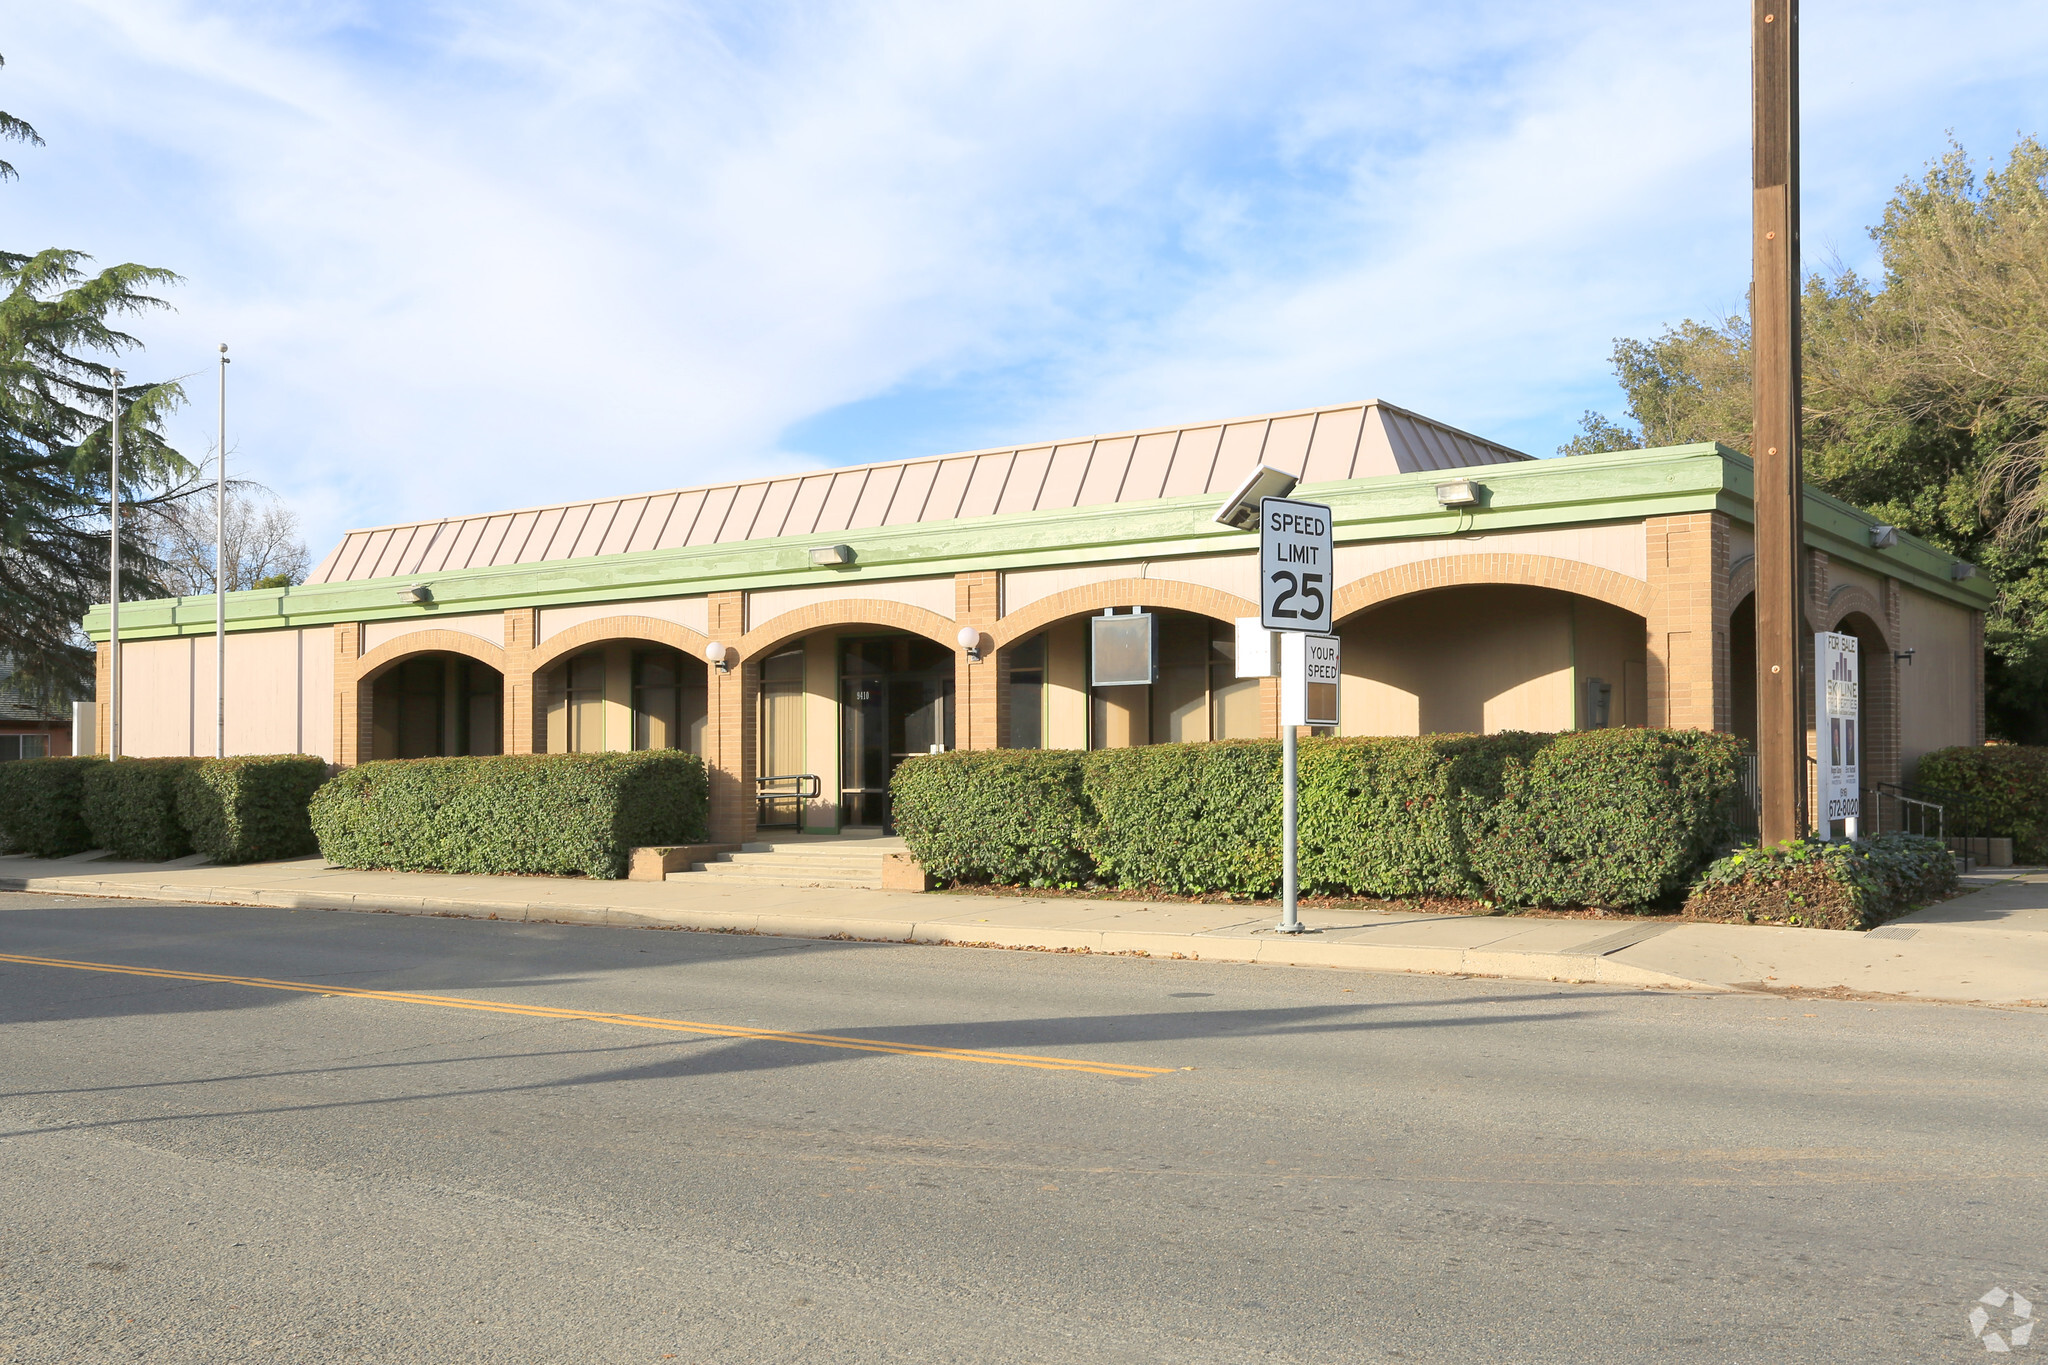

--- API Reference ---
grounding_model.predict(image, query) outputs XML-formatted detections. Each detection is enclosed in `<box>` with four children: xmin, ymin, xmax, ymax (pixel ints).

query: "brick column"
<box><xmin>504</xmin><ymin>608</ymin><xmax>537</xmax><ymax>754</ymax></box>
<box><xmin>955</xmin><ymin>570</ymin><xmax>997</xmax><ymax>750</ymax></box>
<box><xmin>333</xmin><ymin>623</ymin><xmax>365</xmax><ymax>765</ymax></box>
<box><xmin>1971</xmin><ymin>609</ymin><xmax>1987</xmax><ymax>746</ymax></box>
<box><xmin>705</xmin><ymin>591</ymin><xmax>754</xmax><ymax>843</ymax></box>
<box><xmin>1644</xmin><ymin>513</ymin><xmax>1732</xmax><ymax>731</ymax></box>
<box><xmin>94</xmin><ymin>641</ymin><xmax>111</xmax><ymax>755</ymax></box>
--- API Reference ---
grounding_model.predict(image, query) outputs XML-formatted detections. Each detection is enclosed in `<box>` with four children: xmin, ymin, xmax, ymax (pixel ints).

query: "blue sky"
<box><xmin>9</xmin><ymin>1</ymin><xmax>2048</xmax><ymax>563</ymax></box>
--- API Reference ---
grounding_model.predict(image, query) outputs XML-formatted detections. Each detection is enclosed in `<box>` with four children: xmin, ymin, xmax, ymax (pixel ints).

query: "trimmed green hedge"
<box><xmin>83</xmin><ymin>758</ymin><xmax>202</xmax><ymax>861</ymax></box>
<box><xmin>1684</xmin><ymin>833</ymin><xmax>1956</xmax><ymax>930</ymax></box>
<box><xmin>0</xmin><ymin>756</ymin><xmax>103</xmax><ymax>858</ymax></box>
<box><xmin>310</xmin><ymin>751</ymin><xmax>709</xmax><ymax>879</ymax></box>
<box><xmin>893</xmin><ymin>728</ymin><xmax>1746</xmax><ymax>908</ymax></box>
<box><xmin>1914</xmin><ymin>746</ymin><xmax>2048</xmax><ymax>863</ymax></box>
<box><xmin>177</xmin><ymin>755</ymin><xmax>329</xmax><ymax>864</ymax></box>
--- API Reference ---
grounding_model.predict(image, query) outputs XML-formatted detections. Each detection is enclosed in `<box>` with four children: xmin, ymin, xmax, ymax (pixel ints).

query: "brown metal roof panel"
<box><xmin>923</xmin><ymin>457</ymin><xmax>976</xmax><ymax>522</ymax></box>
<box><xmin>596</xmin><ymin>499</ymin><xmax>645</xmax><ymax>557</ymax></box>
<box><xmin>479</xmin><ymin>513</ymin><xmax>524</xmax><ymax>566</ymax></box>
<box><xmin>626</xmin><ymin>493</ymin><xmax>677</xmax><ymax>553</ymax></box>
<box><xmin>956</xmin><ymin>452</ymin><xmax>1014</xmax><ymax>519</ymax></box>
<box><xmin>356</xmin><ymin>528</ymin><xmax>398</xmax><ymax>580</ymax></box>
<box><xmin>1074</xmin><ymin>435</ymin><xmax>1132</xmax><ymax>507</ymax></box>
<box><xmin>717</xmin><ymin>482</ymin><xmax>769</xmax><ymax>543</ymax></box>
<box><xmin>305</xmin><ymin>544</ymin><xmax>342</xmax><ymax>585</ymax></box>
<box><xmin>1206</xmin><ymin>420</ymin><xmax>1271</xmax><ymax>494</ymax></box>
<box><xmin>996</xmin><ymin>446</ymin><xmax>1053</xmax><ymax>515</ymax></box>
<box><xmin>1354</xmin><ymin>407</ymin><xmax>1401</xmax><ymax>477</ymax></box>
<box><xmin>882</xmin><ymin>462</ymin><xmax>939</xmax><ymax>525</ymax></box>
<box><xmin>812</xmin><ymin>470</ymin><xmax>867</xmax><ymax>534</ymax></box>
<box><xmin>1260</xmin><ymin>413</ymin><xmax>1316</xmax><ymax>477</ymax></box>
<box><xmin>782</xmin><ymin>474</ymin><xmax>833</xmax><ymax>537</ymax></box>
<box><xmin>568</xmin><ymin>503</ymin><xmax>615</xmax><ymax>559</ymax></box>
<box><xmin>685</xmin><ymin>487</ymin><xmax>738</xmax><ymax>546</ymax></box>
<box><xmin>654</xmin><ymin>490</ymin><xmax>707</xmax><ymax>550</ymax></box>
<box><xmin>847</xmin><ymin>464</ymin><xmax>901</xmax><ymax>529</ymax></box>
<box><xmin>1037</xmin><ymin>442</ymin><xmax>1093</xmax><ymax>510</ymax></box>
<box><xmin>516</xmin><ymin>507</ymin><xmax>566</xmax><ymax>563</ymax></box>
<box><xmin>1157</xmin><ymin>427</ymin><xmax>1218</xmax><ymax>498</ymax></box>
<box><xmin>438</xmin><ymin>517</ymin><xmax>487</xmax><ymax>573</ymax></box>
<box><xmin>399</xmin><ymin>522</ymin><xmax>445</xmax><ymax>575</ymax></box>
<box><xmin>538</xmin><ymin>503</ymin><xmax>587</xmax><ymax>561</ymax></box>
<box><xmin>749</xmin><ymin>480</ymin><xmax>799</xmax><ymax>539</ymax></box>
<box><xmin>1121</xmin><ymin>430</ymin><xmax>1179</xmax><ymax>501</ymax></box>
<box><xmin>331</xmin><ymin>531</ymin><xmax>376</xmax><ymax>582</ymax></box>
<box><xmin>1302</xmin><ymin>406</ymin><xmax>1367</xmax><ymax>483</ymax></box>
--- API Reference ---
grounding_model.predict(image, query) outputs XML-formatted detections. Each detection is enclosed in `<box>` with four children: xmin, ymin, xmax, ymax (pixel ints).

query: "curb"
<box><xmin>1</xmin><ymin>872</ymin><xmax>1727</xmax><ymax>993</ymax></box>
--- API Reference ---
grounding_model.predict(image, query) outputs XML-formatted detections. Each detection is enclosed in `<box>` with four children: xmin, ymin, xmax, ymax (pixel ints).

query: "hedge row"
<box><xmin>892</xmin><ymin>729</ymin><xmax>1746</xmax><ymax>909</ymax></box>
<box><xmin>0</xmin><ymin>755</ymin><xmax>329</xmax><ymax>862</ymax></box>
<box><xmin>1913</xmin><ymin>746</ymin><xmax>2048</xmax><ymax>863</ymax></box>
<box><xmin>310</xmin><ymin>751</ymin><xmax>708</xmax><ymax>879</ymax></box>
<box><xmin>1683</xmin><ymin>833</ymin><xmax>1956</xmax><ymax>931</ymax></box>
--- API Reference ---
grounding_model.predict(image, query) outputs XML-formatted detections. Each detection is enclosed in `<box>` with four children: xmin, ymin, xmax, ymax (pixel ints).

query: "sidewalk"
<box><xmin>3</xmin><ymin>851</ymin><xmax>2045</xmax><ymax>1006</ymax></box>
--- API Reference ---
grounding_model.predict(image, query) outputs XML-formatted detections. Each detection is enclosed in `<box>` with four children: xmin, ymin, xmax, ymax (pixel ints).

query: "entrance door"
<box><xmin>838</xmin><ymin>636</ymin><xmax>955</xmax><ymax>828</ymax></box>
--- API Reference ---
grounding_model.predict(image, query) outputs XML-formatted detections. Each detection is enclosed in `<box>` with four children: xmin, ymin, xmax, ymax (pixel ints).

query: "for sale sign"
<box><xmin>1815</xmin><ymin>631</ymin><xmax>1860</xmax><ymax>824</ymax></box>
<box><xmin>1260</xmin><ymin>497</ymin><xmax>1334</xmax><ymax>634</ymax></box>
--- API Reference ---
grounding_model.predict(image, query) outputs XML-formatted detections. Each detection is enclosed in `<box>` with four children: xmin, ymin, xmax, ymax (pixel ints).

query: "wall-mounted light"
<box><xmin>705</xmin><ymin>640</ymin><xmax>732</xmax><ymax>673</ymax></box>
<box><xmin>1952</xmin><ymin>562</ymin><xmax>1978</xmax><ymax>581</ymax></box>
<box><xmin>1869</xmin><ymin>525</ymin><xmax>1898</xmax><ymax>548</ymax></box>
<box><xmin>398</xmin><ymin>583</ymin><xmax>432</xmax><ymax>602</ymax></box>
<box><xmin>957</xmin><ymin>625</ymin><xmax>984</xmax><ymax>662</ymax></box>
<box><xmin>1435</xmin><ymin>478</ymin><xmax>1480</xmax><ymax>508</ymax></box>
<box><xmin>809</xmin><ymin>544</ymin><xmax>855</xmax><ymax>567</ymax></box>
<box><xmin>1894</xmin><ymin>649</ymin><xmax>1916</xmax><ymax>666</ymax></box>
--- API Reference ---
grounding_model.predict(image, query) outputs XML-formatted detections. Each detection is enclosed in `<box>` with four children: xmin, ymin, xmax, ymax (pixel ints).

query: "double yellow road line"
<box><xmin>0</xmin><ymin>952</ymin><xmax>1174</xmax><ymax>1080</ymax></box>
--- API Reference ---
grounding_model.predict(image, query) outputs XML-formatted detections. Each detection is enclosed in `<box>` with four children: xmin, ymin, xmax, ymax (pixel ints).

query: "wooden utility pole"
<box><xmin>1753</xmin><ymin>0</ymin><xmax>1805</xmax><ymax>843</ymax></box>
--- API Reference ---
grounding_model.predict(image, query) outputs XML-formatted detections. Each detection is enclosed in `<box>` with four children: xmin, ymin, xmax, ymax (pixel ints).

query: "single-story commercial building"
<box><xmin>84</xmin><ymin>399</ymin><xmax>1992</xmax><ymax>842</ymax></box>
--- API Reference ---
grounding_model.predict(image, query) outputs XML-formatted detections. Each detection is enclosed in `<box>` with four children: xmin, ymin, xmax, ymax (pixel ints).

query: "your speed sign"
<box><xmin>1259</xmin><ymin>496</ymin><xmax>1334</xmax><ymax>633</ymax></box>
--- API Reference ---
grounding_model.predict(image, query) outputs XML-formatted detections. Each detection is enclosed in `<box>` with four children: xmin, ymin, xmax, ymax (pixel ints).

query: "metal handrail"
<box><xmin>1871</xmin><ymin>782</ymin><xmax>1944</xmax><ymax>839</ymax></box>
<box><xmin>756</xmin><ymin>774</ymin><xmax>822</xmax><ymax>799</ymax></box>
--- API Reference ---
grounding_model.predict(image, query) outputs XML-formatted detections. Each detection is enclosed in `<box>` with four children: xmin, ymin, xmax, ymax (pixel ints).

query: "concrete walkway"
<box><xmin>3</xmin><ymin>851</ymin><xmax>2045</xmax><ymax>1006</ymax></box>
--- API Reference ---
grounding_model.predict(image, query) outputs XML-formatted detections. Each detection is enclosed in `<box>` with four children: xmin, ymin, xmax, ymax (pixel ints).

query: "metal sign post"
<box><xmin>1815</xmin><ymin>632</ymin><xmax>1861</xmax><ymax>839</ymax></box>
<box><xmin>1259</xmin><ymin>496</ymin><xmax>1335</xmax><ymax>934</ymax></box>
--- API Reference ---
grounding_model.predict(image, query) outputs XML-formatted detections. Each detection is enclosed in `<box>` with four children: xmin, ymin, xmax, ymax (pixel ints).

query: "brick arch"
<box><xmin>528</xmin><ymin>615</ymin><xmax>711</xmax><ymax>674</ymax></box>
<box><xmin>356</xmin><ymin>629</ymin><xmax>507</xmax><ymax>683</ymax></box>
<box><xmin>1725</xmin><ymin>557</ymin><xmax>1755</xmax><ymax>626</ymax></box>
<box><xmin>1332</xmin><ymin>554</ymin><xmax>1650</xmax><ymax>623</ymax></box>
<box><xmin>990</xmin><ymin>579</ymin><xmax>1257</xmax><ymax>647</ymax></box>
<box><xmin>740</xmin><ymin>599</ymin><xmax>959</xmax><ymax>661</ymax></box>
<box><xmin>1824</xmin><ymin>586</ymin><xmax>1893</xmax><ymax>648</ymax></box>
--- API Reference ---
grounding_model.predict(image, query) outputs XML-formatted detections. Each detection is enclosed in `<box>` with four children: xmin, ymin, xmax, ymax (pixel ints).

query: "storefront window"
<box><xmin>1007</xmin><ymin>634</ymin><xmax>1044</xmax><ymax>749</ymax></box>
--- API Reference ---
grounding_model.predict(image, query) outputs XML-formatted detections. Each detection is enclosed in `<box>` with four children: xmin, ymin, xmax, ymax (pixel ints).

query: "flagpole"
<box><xmin>216</xmin><ymin>344</ymin><xmax>229</xmax><ymax>758</ymax></box>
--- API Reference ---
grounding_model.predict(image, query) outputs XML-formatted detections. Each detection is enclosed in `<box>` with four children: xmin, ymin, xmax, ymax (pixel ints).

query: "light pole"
<box><xmin>216</xmin><ymin>343</ymin><xmax>229</xmax><ymax>758</ymax></box>
<box><xmin>108</xmin><ymin>369</ymin><xmax>123</xmax><ymax>761</ymax></box>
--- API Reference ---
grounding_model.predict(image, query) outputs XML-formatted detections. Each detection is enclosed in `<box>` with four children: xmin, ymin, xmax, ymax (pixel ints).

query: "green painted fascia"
<box><xmin>83</xmin><ymin>444</ymin><xmax>1984</xmax><ymax>641</ymax></box>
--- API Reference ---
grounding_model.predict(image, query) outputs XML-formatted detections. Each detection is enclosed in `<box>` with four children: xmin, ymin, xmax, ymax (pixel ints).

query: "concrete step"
<box><xmin>685</xmin><ymin>864</ymin><xmax>884</xmax><ymax>889</ymax></box>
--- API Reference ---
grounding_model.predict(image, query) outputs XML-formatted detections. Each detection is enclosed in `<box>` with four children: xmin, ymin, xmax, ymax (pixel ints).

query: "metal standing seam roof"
<box><xmin>306</xmin><ymin>400</ymin><xmax>1531</xmax><ymax>585</ymax></box>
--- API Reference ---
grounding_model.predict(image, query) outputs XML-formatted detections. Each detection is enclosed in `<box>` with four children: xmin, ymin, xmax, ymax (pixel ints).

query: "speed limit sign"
<box><xmin>1259</xmin><ymin>496</ymin><xmax>1334</xmax><ymax>633</ymax></box>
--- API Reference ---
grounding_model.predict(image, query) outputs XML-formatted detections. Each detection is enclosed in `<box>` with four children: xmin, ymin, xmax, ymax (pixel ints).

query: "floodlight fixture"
<box><xmin>1952</xmin><ymin>562</ymin><xmax>1978</xmax><ymax>581</ymax></box>
<box><xmin>1435</xmin><ymin>478</ymin><xmax>1480</xmax><ymax>508</ymax></box>
<box><xmin>1869</xmin><ymin>525</ymin><xmax>1898</xmax><ymax>549</ymax></box>
<box><xmin>1213</xmin><ymin>465</ymin><xmax>1300</xmax><ymax>530</ymax></box>
<box><xmin>398</xmin><ymin>583</ymin><xmax>433</xmax><ymax>602</ymax></box>
<box><xmin>810</xmin><ymin>544</ymin><xmax>855</xmax><ymax>567</ymax></box>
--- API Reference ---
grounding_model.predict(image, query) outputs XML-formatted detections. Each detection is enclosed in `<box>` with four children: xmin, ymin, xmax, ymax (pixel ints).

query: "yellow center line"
<box><xmin>0</xmin><ymin>952</ymin><xmax>1175</xmax><ymax>1079</ymax></box>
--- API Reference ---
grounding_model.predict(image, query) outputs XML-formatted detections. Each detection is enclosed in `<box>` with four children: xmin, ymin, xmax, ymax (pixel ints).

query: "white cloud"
<box><xmin>6</xmin><ymin>0</ymin><xmax>2047</xmax><ymax>561</ymax></box>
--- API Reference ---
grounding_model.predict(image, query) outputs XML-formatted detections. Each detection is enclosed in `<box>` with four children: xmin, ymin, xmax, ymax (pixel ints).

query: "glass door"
<box><xmin>840</xmin><ymin>640</ymin><xmax>891</xmax><ymax>826</ymax></box>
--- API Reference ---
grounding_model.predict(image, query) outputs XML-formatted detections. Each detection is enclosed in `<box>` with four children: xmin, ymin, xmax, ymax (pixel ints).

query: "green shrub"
<box><xmin>310</xmin><ymin>751</ymin><xmax>709</xmax><ymax>879</ymax></box>
<box><xmin>176</xmin><ymin>755</ymin><xmax>330</xmax><ymax>864</ymax></box>
<box><xmin>0</xmin><ymin>755</ymin><xmax>103</xmax><ymax>857</ymax></box>
<box><xmin>1684</xmin><ymin>833</ymin><xmax>1956</xmax><ymax>930</ymax></box>
<box><xmin>890</xmin><ymin>749</ymin><xmax>1090</xmax><ymax>886</ymax></box>
<box><xmin>82</xmin><ymin>758</ymin><xmax>202</xmax><ymax>861</ymax></box>
<box><xmin>1083</xmin><ymin>741</ymin><xmax>1281</xmax><ymax>894</ymax></box>
<box><xmin>893</xmin><ymin>729</ymin><xmax>1747</xmax><ymax>908</ymax></box>
<box><xmin>1913</xmin><ymin>746</ymin><xmax>2048</xmax><ymax>862</ymax></box>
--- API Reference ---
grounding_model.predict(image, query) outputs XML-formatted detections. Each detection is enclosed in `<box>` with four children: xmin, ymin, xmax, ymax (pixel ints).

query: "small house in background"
<box><xmin>79</xmin><ymin>398</ymin><xmax>1993</xmax><ymax>842</ymax></box>
<box><xmin>0</xmin><ymin>655</ymin><xmax>73</xmax><ymax>761</ymax></box>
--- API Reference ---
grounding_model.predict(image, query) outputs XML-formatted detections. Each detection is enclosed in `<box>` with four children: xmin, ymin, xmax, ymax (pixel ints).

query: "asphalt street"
<box><xmin>1</xmin><ymin>892</ymin><xmax>2043</xmax><ymax>1364</ymax></box>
